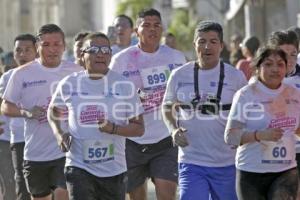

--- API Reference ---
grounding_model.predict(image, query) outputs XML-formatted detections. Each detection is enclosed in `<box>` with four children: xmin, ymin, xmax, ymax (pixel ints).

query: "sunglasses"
<box><xmin>82</xmin><ymin>46</ymin><xmax>112</xmax><ymax>55</ymax></box>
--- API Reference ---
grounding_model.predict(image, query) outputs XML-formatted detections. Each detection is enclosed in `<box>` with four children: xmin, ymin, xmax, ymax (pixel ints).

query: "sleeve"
<box><xmin>0</xmin><ymin>72</ymin><xmax>9</xmax><ymax>97</ymax></box>
<box><xmin>227</xmin><ymin>89</ymin><xmax>247</xmax><ymax>124</ymax></box>
<box><xmin>224</xmin><ymin>89</ymin><xmax>247</xmax><ymax>145</ymax></box>
<box><xmin>109</xmin><ymin>55</ymin><xmax>121</xmax><ymax>73</ymax></box>
<box><xmin>49</xmin><ymin>79</ymin><xmax>68</xmax><ymax>109</ymax></box>
<box><xmin>2</xmin><ymin>70</ymin><xmax>22</xmax><ymax>104</ymax></box>
<box><xmin>162</xmin><ymin>69</ymin><xmax>178</xmax><ymax>105</ymax></box>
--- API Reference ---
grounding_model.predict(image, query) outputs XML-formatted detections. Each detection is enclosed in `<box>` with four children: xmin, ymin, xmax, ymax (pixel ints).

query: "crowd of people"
<box><xmin>0</xmin><ymin>7</ymin><xmax>300</xmax><ymax>200</ymax></box>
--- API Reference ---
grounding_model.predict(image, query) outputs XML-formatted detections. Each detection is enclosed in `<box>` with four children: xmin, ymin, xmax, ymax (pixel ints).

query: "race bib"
<box><xmin>261</xmin><ymin>136</ymin><xmax>293</xmax><ymax>164</ymax></box>
<box><xmin>140</xmin><ymin>66</ymin><xmax>171</xmax><ymax>89</ymax></box>
<box><xmin>82</xmin><ymin>140</ymin><xmax>114</xmax><ymax>164</ymax></box>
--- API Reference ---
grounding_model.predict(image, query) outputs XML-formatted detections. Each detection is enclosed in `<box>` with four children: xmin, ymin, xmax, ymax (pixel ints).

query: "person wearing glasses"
<box><xmin>48</xmin><ymin>32</ymin><xmax>144</xmax><ymax>200</ymax></box>
<box><xmin>1</xmin><ymin>24</ymin><xmax>82</xmax><ymax>200</ymax></box>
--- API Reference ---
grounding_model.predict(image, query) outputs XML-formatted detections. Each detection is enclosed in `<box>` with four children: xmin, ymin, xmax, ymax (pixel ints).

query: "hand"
<box><xmin>257</xmin><ymin>128</ymin><xmax>284</xmax><ymax>142</ymax></box>
<box><xmin>172</xmin><ymin>127</ymin><xmax>188</xmax><ymax>147</ymax></box>
<box><xmin>59</xmin><ymin>132</ymin><xmax>72</xmax><ymax>152</ymax></box>
<box><xmin>21</xmin><ymin>106</ymin><xmax>46</xmax><ymax>120</ymax></box>
<box><xmin>98</xmin><ymin>119</ymin><xmax>114</xmax><ymax>134</ymax></box>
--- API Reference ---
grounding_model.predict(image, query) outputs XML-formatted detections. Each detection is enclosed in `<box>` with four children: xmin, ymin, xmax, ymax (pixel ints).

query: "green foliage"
<box><xmin>116</xmin><ymin>0</ymin><xmax>154</xmax><ymax>21</ymax></box>
<box><xmin>168</xmin><ymin>8</ymin><xmax>198</xmax><ymax>53</ymax></box>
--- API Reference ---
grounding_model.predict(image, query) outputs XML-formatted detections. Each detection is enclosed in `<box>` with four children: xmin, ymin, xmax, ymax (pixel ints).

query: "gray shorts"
<box><xmin>125</xmin><ymin>136</ymin><xmax>178</xmax><ymax>192</ymax></box>
<box><xmin>23</xmin><ymin>157</ymin><xmax>66</xmax><ymax>198</ymax></box>
<box><xmin>0</xmin><ymin>140</ymin><xmax>16</xmax><ymax>200</ymax></box>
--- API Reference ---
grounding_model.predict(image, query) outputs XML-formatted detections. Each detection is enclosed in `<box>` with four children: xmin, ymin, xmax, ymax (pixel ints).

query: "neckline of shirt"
<box><xmin>256</xmin><ymin>79</ymin><xmax>284</xmax><ymax>95</ymax></box>
<box><xmin>36</xmin><ymin>58</ymin><xmax>63</xmax><ymax>72</ymax></box>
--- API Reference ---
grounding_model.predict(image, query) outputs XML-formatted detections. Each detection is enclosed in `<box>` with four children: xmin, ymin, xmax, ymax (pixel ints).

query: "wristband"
<box><xmin>110</xmin><ymin>123</ymin><xmax>116</xmax><ymax>135</ymax></box>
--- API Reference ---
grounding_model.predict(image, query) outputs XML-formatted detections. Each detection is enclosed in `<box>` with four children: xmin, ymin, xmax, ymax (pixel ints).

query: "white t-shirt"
<box><xmin>228</xmin><ymin>80</ymin><xmax>300</xmax><ymax>173</ymax></box>
<box><xmin>297</xmin><ymin>53</ymin><xmax>300</xmax><ymax>65</ymax></box>
<box><xmin>163</xmin><ymin>61</ymin><xmax>247</xmax><ymax>167</ymax></box>
<box><xmin>284</xmin><ymin>76</ymin><xmax>300</xmax><ymax>153</ymax></box>
<box><xmin>3</xmin><ymin>59</ymin><xmax>83</xmax><ymax>161</ymax></box>
<box><xmin>50</xmin><ymin>70</ymin><xmax>143</xmax><ymax>177</ymax></box>
<box><xmin>0</xmin><ymin>69</ymin><xmax>24</xmax><ymax>143</ymax></box>
<box><xmin>109</xmin><ymin>44</ymin><xmax>186</xmax><ymax>144</ymax></box>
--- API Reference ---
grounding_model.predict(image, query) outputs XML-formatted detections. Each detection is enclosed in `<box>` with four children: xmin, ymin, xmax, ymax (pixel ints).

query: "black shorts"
<box><xmin>236</xmin><ymin>168</ymin><xmax>298</xmax><ymax>200</ymax></box>
<box><xmin>65</xmin><ymin>166</ymin><xmax>126</xmax><ymax>200</ymax></box>
<box><xmin>23</xmin><ymin>157</ymin><xmax>66</xmax><ymax>198</ymax></box>
<box><xmin>125</xmin><ymin>136</ymin><xmax>178</xmax><ymax>192</ymax></box>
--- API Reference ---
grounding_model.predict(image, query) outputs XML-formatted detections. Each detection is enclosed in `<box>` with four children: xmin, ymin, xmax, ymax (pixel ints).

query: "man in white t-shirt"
<box><xmin>162</xmin><ymin>20</ymin><xmax>247</xmax><ymax>200</ymax></box>
<box><xmin>111</xmin><ymin>14</ymin><xmax>135</xmax><ymax>55</ymax></box>
<box><xmin>73</xmin><ymin>31</ymin><xmax>90</xmax><ymax>66</ymax></box>
<box><xmin>110</xmin><ymin>8</ymin><xmax>186</xmax><ymax>200</ymax></box>
<box><xmin>0</xmin><ymin>33</ymin><xmax>37</xmax><ymax>200</ymax></box>
<box><xmin>48</xmin><ymin>32</ymin><xmax>144</xmax><ymax>200</ymax></box>
<box><xmin>1</xmin><ymin>24</ymin><xmax>83</xmax><ymax>200</ymax></box>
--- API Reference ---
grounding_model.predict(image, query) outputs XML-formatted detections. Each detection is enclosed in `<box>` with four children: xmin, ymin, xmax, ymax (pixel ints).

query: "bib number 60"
<box><xmin>272</xmin><ymin>146</ymin><xmax>287</xmax><ymax>158</ymax></box>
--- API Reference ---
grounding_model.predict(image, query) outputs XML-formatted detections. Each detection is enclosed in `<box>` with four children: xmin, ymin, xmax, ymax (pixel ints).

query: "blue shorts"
<box><xmin>178</xmin><ymin>163</ymin><xmax>237</xmax><ymax>200</ymax></box>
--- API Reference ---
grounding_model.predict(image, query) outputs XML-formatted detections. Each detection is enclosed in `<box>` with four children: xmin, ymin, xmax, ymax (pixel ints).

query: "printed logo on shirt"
<box><xmin>102</xmin><ymin>88</ymin><xmax>120</xmax><ymax>98</ymax></box>
<box><xmin>22</xmin><ymin>80</ymin><xmax>47</xmax><ymax>88</ymax></box>
<box><xmin>268</xmin><ymin>116</ymin><xmax>297</xmax><ymax>129</ymax></box>
<box><xmin>122</xmin><ymin>70</ymin><xmax>140</xmax><ymax>78</ymax></box>
<box><xmin>285</xmin><ymin>99</ymin><xmax>299</xmax><ymax>105</ymax></box>
<box><xmin>80</xmin><ymin>105</ymin><xmax>106</xmax><ymax>125</ymax></box>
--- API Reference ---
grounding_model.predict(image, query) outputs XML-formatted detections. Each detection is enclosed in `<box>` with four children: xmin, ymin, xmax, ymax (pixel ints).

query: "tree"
<box><xmin>167</xmin><ymin>8</ymin><xmax>199</xmax><ymax>58</ymax></box>
<box><xmin>116</xmin><ymin>0</ymin><xmax>154</xmax><ymax>20</ymax></box>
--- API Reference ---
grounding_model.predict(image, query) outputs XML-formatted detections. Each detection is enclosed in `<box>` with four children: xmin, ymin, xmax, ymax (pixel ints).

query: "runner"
<box><xmin>162</xmin><ymin>20</ymin><xmax>246</xmax><ymax>200</ymax></box>
<box><xmin>225</xmin><ymin>46</ymin><xmax>299</xmax><ymax>199</ymax></box>
<box><xmin>1</xmin><ymin>24</ymin><xmax>82</xmax><ymax>200</ymax></box>
<box><xmin>48</xmin><ymin>31</ymin><xmax>144</xmax><ymax>200</ymax></box>
<box><xmin>110</xmin><ymin>8</ymin><xmax>186</xmax><ymax>200</ymax></box>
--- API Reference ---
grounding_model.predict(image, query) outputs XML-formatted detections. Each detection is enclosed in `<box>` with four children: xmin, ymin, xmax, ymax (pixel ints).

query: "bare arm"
<box><xmin>225</xmin><ymin>120</ymin><xmax>284</xmax><ymax>146</ymax></box>
<box><xmin>1</xmin><ymin>99</ymin><xmax>37</xmax><ymax>118</ymax></box>
<box><xmin>99</xmin><ymin>114</ymin><xmax>144</xmax><ymax>137</ymax></box>
<box><xmin>47</xmin><ymin>105</ymin><xmax>71</xmax><ymax>152</ymax></box>
<box><xmin>162</xmin><ymin>103</ymin><xmax>188</xmax><ymax>147</ymax></box>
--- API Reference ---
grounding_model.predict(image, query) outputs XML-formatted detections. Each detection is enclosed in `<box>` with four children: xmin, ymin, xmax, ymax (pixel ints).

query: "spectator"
<box><xmin>236</xmin><ymin>36</ymin><xmax>260</xmax><ymax>80</ymax></box>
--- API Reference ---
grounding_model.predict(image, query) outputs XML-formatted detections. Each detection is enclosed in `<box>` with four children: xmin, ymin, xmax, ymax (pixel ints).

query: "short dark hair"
<box><xmin>36</xmin><ymin>24</ymin><xmax>65</xmax><ymax>42</ymax></box>
<box><xmin>267</xmin><ymin>30</ymin><xmax>299</xmax><ymax>50</ymax></box>
<box><xmin>14</xmin><ymin>34</ymin><xmax>36</xmax><ymax>45</ymax></box>
<box><xmin>115</xmin><ymin>14</ymin><xmax>133</xmax><ymax>28</ymax></box>
<box><xmin>74</xmin><ymin>31</ymin><xmax>90</xmax><ymax>42</ymax></box>
<box><xmin>81</xmin><ymin>32</ymin><xmax>110</xmax><ymax>49</ymax></box>
<box><xmin>136</xmin><ymin>8</ymin><xmax>161</xmax><ymax>26</ymax></box>
<box><xmin>287</xmin><ymin>26</ymin><xmax>300</xmax><ymax>40</ymax></box>
<box><xmin>166</xmin><ymin>32</ymin><xmax>175</xmax><ymax>38</ymax></box>
<box><xmin>251</xmin><ymin>46</ymin><xmax>287</xmax><ymax>69</ymax></box>
<box><xmin>194</xmin><ymin>20</ymin><xmax>223</xmax><ymax>42</ymax></box>
<box><xmin>241</xmin><ymin>36</ymin><xmax>260</xmax><ymax>56</ymax></box>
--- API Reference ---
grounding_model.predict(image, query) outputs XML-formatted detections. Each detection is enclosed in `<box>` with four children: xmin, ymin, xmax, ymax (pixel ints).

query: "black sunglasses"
<box><xmin>82</xmin><ymin>46</ymin><xmax>112</xmax><ymax>55</ymax></box>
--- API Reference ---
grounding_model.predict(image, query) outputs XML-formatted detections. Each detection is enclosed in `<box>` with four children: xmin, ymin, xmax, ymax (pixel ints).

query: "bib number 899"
<box><xmin>147</xmin><ymin>73</ymin><xmax>166</xmax><ymax>85</ymax></box>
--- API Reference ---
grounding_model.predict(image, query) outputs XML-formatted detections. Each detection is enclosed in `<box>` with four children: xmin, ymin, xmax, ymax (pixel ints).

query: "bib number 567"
<box><xmin>88</xmin><ymin>147</ymin><xmax>107</xmax><ymax>158</ymax></box>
